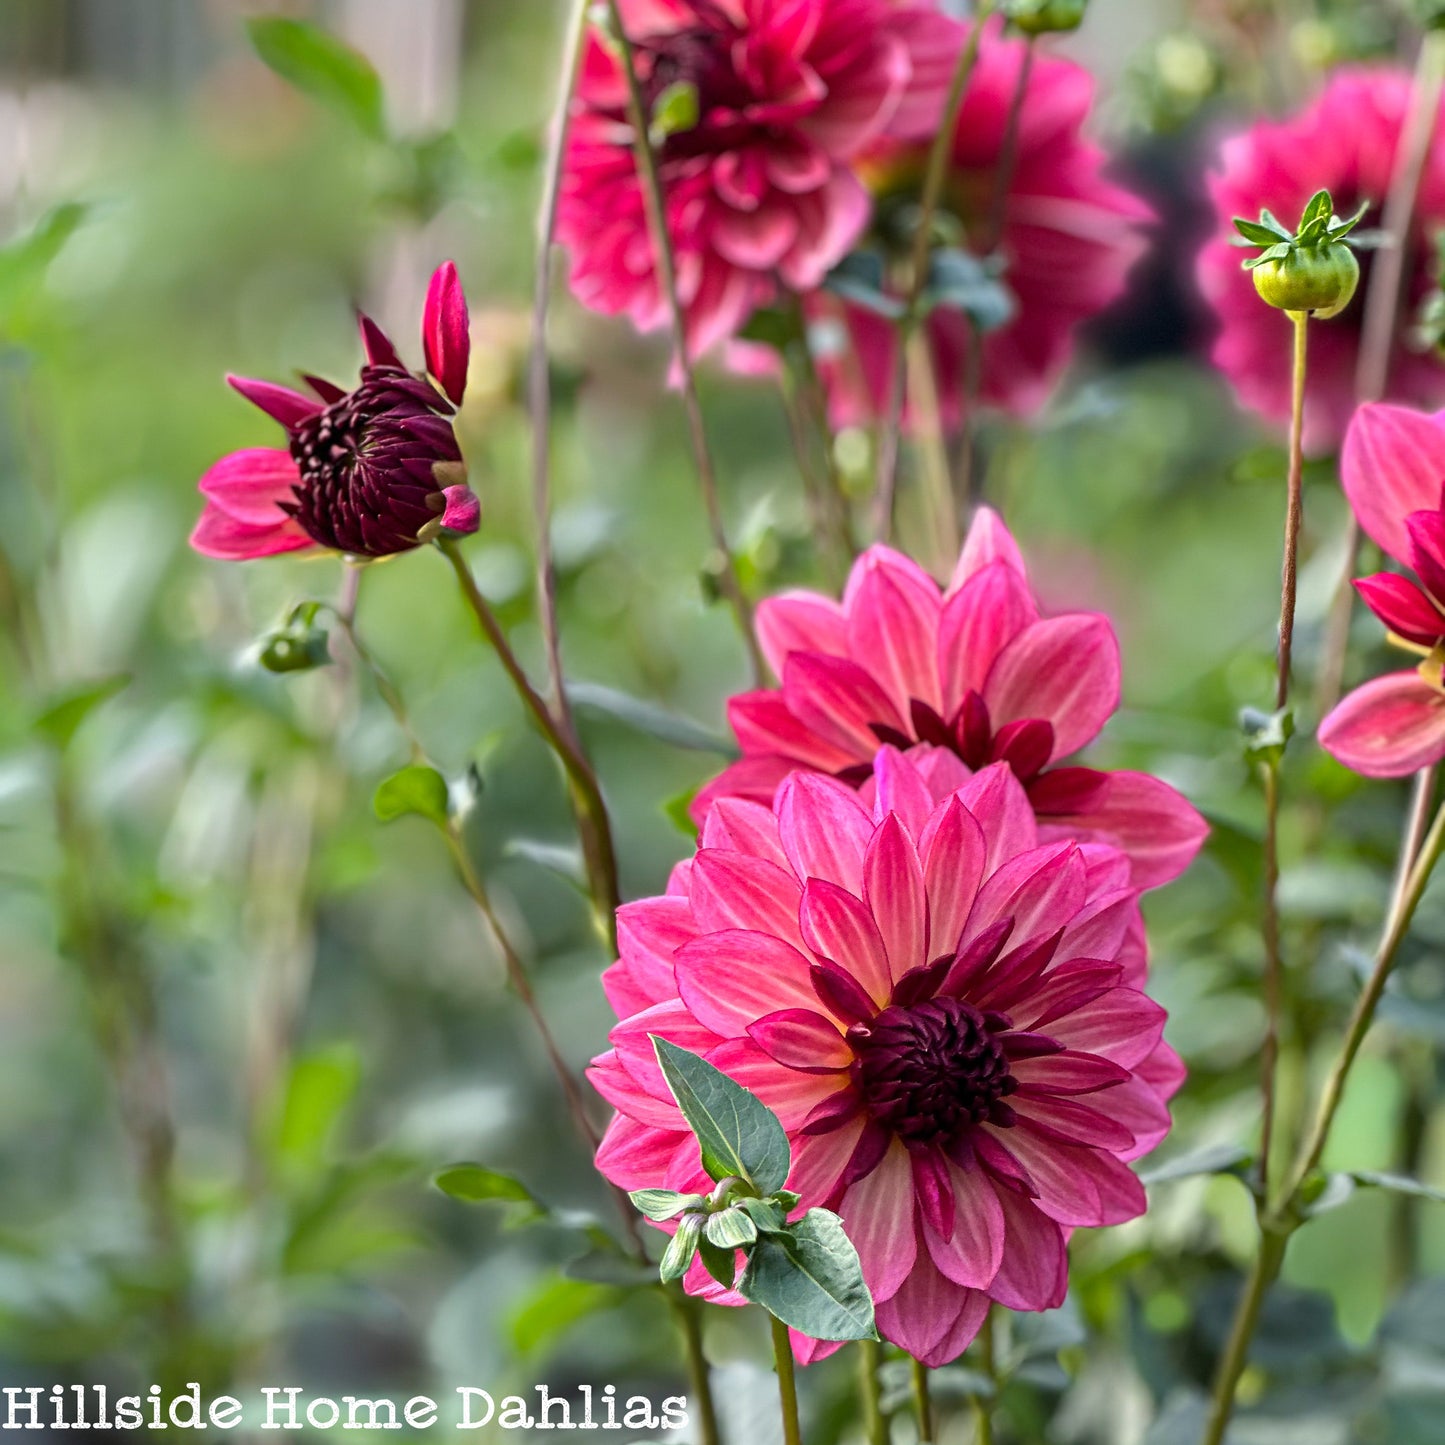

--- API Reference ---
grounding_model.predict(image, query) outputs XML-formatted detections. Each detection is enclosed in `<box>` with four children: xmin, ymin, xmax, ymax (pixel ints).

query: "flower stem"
<box><xmin>437</xmin><ymin>537</ymin><xmax>621</xmax><ymax>949</ymax></box>
<box><xmin>1316</xmin><ymin>30</ymin><xmax>1445</xmax><ymax>715</ymax></box>
<box><xmin>1276</xmin><ymin>311</ymin><xmax>1308</xmax><ymax>710</ymax></box>
<box><xmin>601</xmin><ymin>0</ymin><xmax>767</xmax><ymax>684</ymax></box>
<box><xmin>873</xmin><ymin>5</ymin><xmax>991</xmax><ymax>542</ymax></box>
<box><xmin>771</xmin><ymin>1313</ymin><xmax>804</xmax><ymax>1445</ymax></box>
<box><xmin>669</xmin><ymin>1294</ymin><xmax>723</xmax><ymax>1445</ymax></box>
<box><xmin>973</xmin><ymin>1307</ymin><xmax>997</xmax><ymax>1445</ymax></box>
<box><xmin>1257</xmin><ymin>758</ymin><xmax>1284</xmax><ymax>1202</ymax></box>
<box><xmin>856</xmin><ymin>1340</ymin><xmax>888</xmax><ymax>1445</ymax></box>
<box><xmin>1203</xmin><ymin>773</ymin><xmax>1445</xmax><ymax>1444</ymax></box>
<box><xmin>527</xmin><ymin>0</ymin><xmax>593</xmax><ymax>725</ymax></box>
<box><xmin>911</xmin><ymin>1356</ymin><xmax>934</xmax><ymax>1445</ymax></box>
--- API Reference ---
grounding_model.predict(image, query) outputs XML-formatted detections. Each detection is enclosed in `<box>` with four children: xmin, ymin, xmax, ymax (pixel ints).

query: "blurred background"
<box><xmin>0</xmin><ymin>1</ymin><xmax>1441</xmax><ymax>1441</ymax></box>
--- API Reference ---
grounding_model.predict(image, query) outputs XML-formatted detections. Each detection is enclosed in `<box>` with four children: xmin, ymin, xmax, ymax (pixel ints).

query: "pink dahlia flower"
<box><xmin>191</xmin><ymin>262</ymin><xmax>479</xmax><ymax>561</ymax></box>
<box><xmin>591</xmin><ymin>747</ymin><xmax>1182</xmax><ymax>1364</ymax></box>
<box><xmin>1197</xmin><ymin>70</ymin><xmax>1445</xmax><ymax>454</ymax></box>
<box><xmin>693</xmin><ymin>508</ymin><xmax>1207</xmax><ymax>890</ymax></box>
<box><xmin>1320</xmin><ymin>402</ymin><xmax>1445</xmax><ymax>775</ymax></box>
<box><xmin>557</xmin><ymin>0</ymin><xmax>956</xmax><ymax>357</ymax></box>
<box><xmin>798</xmin><ymin>15</ymin><xmax>1151</xmax><ymax>430</ymax></box>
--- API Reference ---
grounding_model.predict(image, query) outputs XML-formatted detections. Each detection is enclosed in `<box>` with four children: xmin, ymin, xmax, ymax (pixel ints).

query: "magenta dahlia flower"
<box><xmin>191</xmin><ymin>262</ymin><xmax>479</xmax><ymax>560</ymax></box>
<box><xmin>591</xmin><ymin>747</ymin><xmax>1181</xmax><ymax>1364</ymax></box>
<box><xmin>800</xmin><ymin>15</ymin><xmax>1151</xmax><ymax>430</ymax></box>
<box><xmin>557</xmin><ymin>0</ymin><xmax>956</xmax><ymax>357</ymax></box>
<box><xmin>692</xmin><ymin>509</ymin><xmax>1206</xmax><ymax>890</ymax></box>
<box><xmin>1319</xmin><ymin>402</ymin><xmax>1445</xmax><ymax>775</ymax></box>
<box><xmin>1197</xmin><ymin>70</ymin><xmax>1445</xmax><ymax>454</ymax></box>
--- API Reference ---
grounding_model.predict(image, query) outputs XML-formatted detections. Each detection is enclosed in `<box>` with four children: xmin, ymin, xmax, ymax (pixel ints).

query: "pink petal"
<box><xmin>984</xmin><ymin>614</ymin><xmax>1120</xmax><ymax>760</ymax></box>
<box><xmin>190</xmin><ymin>503</ymin><xmax>312</xmax><ymax>560</ymax></box>
<box><xmin>863</xmin><ymin>812</ymin><xmax>929</xmax><ymax>979</ymax></box>
<box><xmin>700</xmin><ymin>796</ymin><xmax>790</xmax><ymax>867</ymax></box>
<box><xmin>1012</xmin><ymin>1094</ymin><xmax>1136</xmax><ymax>1152</ymax></box>
<box><xmin>923</xmin><ymin>1164</ymin><xmax>1006</xmax><ymax>1289</ymax></box>
<box><xmin>799</xmin><ymin>877</ymin><xmax>893</xmax><ymax>1006</ymax></box>
<box><xmin>969</xmin><ymin>842</ymin><xmax>1087</xmax><ymax>954</ymax></box>
<box><xmin>839</xmin><ymin>1140</ymin><xmax>917</xmax><ymax>1304</ymax></box>
<box><xmin>690</xmin><ymin>851</ymin><xmax>805</xmax><ymax>948</ymax></box>
<box><xmin>777</xmin><ymin>772</ymin><xmax>877</xmax><ymax>893</ymax></box>
<box><xmin>674</xmin><ymin>930</ymin><xmax>819</xmax><ymax>1037</ymax></box>
<box><xmin>755</xmin><ymin>590</ymin><xmax>848</xmax><ymax>676</ymax></box>
<box><xmin>1318</xmin><ymin>671</ymin><xmax>1445</xmax><ymax>778</ymax></box>
<box><xmin>1341</xmin><ymin>402</ymin><xmax>1445</xmax><ymax>566</ymax></box>
<box><xmin>783</xmin><ymin>651</ymin><xmax>905</xmax><ymax>758</ymax></box>
<box><xmin>704</xmin><ymin>1037</ymin><xmax>844</xmax><ymax>1131</ymax></box>
<box><xmin>987</xmin><ymin>1190</ymin><xmax>1067</xmax><ymax>1311</ymax></box>
<box><xmin>616</xmin><ymin>895</ymin><xmax>698</xmax><ymax>1007</ymax></box>
<box><xmin>918</xmin><ymin>796</ymin><xmax>988</xmax><ymax>961</ymax></box>
<box><xmin>594</xmin><ymin>1114</ymin><xmax>687</xmax><ymax>1192</ymax></box>
<box><xmin>1032</xmin><ymin>768</ymin><xmax>1208</xmax><ymax>890</ymax></box>
<box><xmin>423</xmin><ymin>260</ymin><xmax>470</xmax><ymax>405</ymax></box>
<box><xmin>588</xmin><ymin>1052</ymin><xmax>683</xmax><ymax>1129</ymax></box>
<box><xmin>358</xmin><ymin>312</ymin><xmax>403</xmax><ymax>369</ymax></box>
<box><xmin>691</xmin><ymin>754</ymin><xmax>803</xmax><ymax>824</ymax></box>
<box><xmin>955</xmin><ymin>762</ymin><xmax>1039</xmax><ymax>871</ymax></box>
<box><xmin>948</xmin><ymin>506</ymin><xmax>1027</xmax><ymax>593</ymax></box>
<box><xmin>728</xmin><ymin>690</ymin><xmax>855</xmax><ymax>769</ymax></box>
<box><xmin>876</xmin><ymin>1261</ymin><xmax>991</xmax><ymax>1366</ymax></box>
<box><xmin>788</xmin><ymin>1115</ymin><xmax>866</xmax><ymax>1206</ymax></box>
<box><xmin>843</xmin><ymin>546</ymin><xmax>944</xmax><ymax>714</ymax></box>
<box><xmin>1011</xmin><ymin>1050</ymin><xmax>1131</xmax><ymax>1095</ymax></box>
<box><xmin>611</xmin><ymin>999</ymin><xmax>726</xmax><ymax>1098</ymax></box>
<box><xmin>938</xmin><ymin>560</ymin><xmax>1040</xmax><ymax>713</ymax></box>
<box><xmin>197</xmin><ymin>447</ymin><xmax>302</xmax><ymax>523</ymax></box>
<box><xmin>747</xmin><ymin>1008</ymin><xmax>851</xmax><ymax>1072</ymax></box>
<box><xmin>1407</xmin><ymin>509</ymin><xmax>1445</xmax><ymax>604</ymax></box>
<box><xmin>225</xmin><ymin>374</ymin><xmax>321</xmax><ymax>429</ymax></box>
<box><xmin>1354</xmin><ymin>573</ymin><xmax>1445</xmax><ymax>646</ymax></box>
<box><xmin>1000</xmin><ymin>1126</ymin><xmax>1144</xmax><ymax>1226</ymax></box>
<box><xmin>440</xmin><ymin>485</ymin><xmax>480</xmax><ymax>534</ymax></box>
<box><xmin>871</xmin><ymin>745</ymin><xmax>936</xmax><ymax>834</ymax></box>
<box><xmin>1046</xmin><ymin>987</ymin><xmax>1166</xmax><ymax>1068</ymax></box>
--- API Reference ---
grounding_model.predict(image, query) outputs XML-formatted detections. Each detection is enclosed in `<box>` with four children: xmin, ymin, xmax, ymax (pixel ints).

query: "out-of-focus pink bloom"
<box><xmin>557</xmin><ymin>0</ymin><xmax>956</xmax><ymax>358</ymax></box>
<box><xmin>592</xmin><ymin>748</ymin><xmax>1181</xmax><ymax>1364</ymax></box>
<box><xmin>1197</xmin><ymin>70</ymin><xmax>1445</xmax><ymax>454</ymax></box>
<box><xmin>191</xmin><ymin>262</ymin><xmax>479</xmax><ymax>561</ymax></box>
<box><xmin>694</xmin><ymin>508</ymin><xmax>1206</xmax><ymax>890</ymax></box>
<box><xmin>797</xmin><ymin>16</ymin><xmax>1150</xmax><ymax>430</ymax></box>
<box><xmin>1320</xmin><ymin>402</ymin><xmax>1445</xmax><ymax>775</ymax></box>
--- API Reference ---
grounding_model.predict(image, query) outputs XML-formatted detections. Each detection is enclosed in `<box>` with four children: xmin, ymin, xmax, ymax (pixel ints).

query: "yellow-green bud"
<box><xmin>1251</xmin><ymin>243</ymin><xmax>1359</xmax><ymax>318</ymax></box>
<box><xmin>1003</xmin><ymin>0</ymin><xmax>1087</xmax><ymax>35</ymax></box>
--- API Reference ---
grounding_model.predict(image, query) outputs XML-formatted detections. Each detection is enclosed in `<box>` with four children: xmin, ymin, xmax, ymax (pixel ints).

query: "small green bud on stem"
<box><xmin>1232</xmin><ymin>188</ymin><xmax>1366</xmax><ymax>319</ymax></box>
<box><xmin>1002</xmin><ymin>0</ymin><xmax>1087</xmax><ymax>34</ymax></box>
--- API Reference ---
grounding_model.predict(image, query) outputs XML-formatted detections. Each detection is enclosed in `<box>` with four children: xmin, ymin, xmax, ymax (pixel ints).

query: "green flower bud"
<box><xmin>1251</xmin><ymin>243</ymin><xmax>1359</xmax><ymax>318</ymax></box>
<box><xmin>1002</xmin><ymin>0</ymin><xmax>1087</xmax><ymax>35</ymax></box>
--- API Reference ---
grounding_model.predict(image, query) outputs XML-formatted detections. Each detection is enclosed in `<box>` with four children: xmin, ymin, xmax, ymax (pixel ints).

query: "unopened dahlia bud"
<box><xmin>1233</xmin><ymin>188</ymin><xmax>1364</xmax><ymax>319</ymax></box>
<box><xmin>1002</xmin><ymin>0</ymin><xmax>1088</xmax><ymax>34</ymax></box>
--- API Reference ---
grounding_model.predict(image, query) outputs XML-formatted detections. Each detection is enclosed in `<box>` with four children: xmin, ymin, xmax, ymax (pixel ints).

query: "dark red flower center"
<box><xmin>848</xmin><ymin>997</ymin><xmax>1017</xmax><ymax>1144</ymax></box>
<box><xmin>283</xmin><ymin>366</ymin><xmax>462</xmax><ymax>558</ymax></box>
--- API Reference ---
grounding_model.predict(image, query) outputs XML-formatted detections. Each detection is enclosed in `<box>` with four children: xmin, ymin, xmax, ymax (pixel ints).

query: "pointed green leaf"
<box><xmin>660</xmin><ymin>1213</ymin><xmax>704</xmax><ymax>1283</ymax></box>
<box><xmin>247</xmin><ymin>17</ymin><xmax>386</xmax><ymax>140</ymax></box>
<box><xmin>630</xmin><ymin>1189</ymin><xmax>705</xmax><ymax>1222</ymax></box>
<box><xmin>1349</xmin><ymin>1170</ymin><xmax>1445</xmax><ymax>1204</ymax></box>
<box><xmin>33</xmin><ymin>674</ymin><xmax>130</xmax><ymax>749</ymax></box>
<box><xmin>736</xmin><ymin>1196</ymin><xmax>790</xmax><ymax>1234</ymax></box>
<box><xmin>697</xmin><ymin>1235</ymin><xmax>740</xmax><ymax>1290</ymax></box>
<box><xmin>373</xmin><ymin>765</ymin><xmax>450</xmax><ymax>828</ymax></box>
<box><xmin>1232</xmin><ymin>217</ymin><xmax>1291</xmax><ymax>246</ymax></box>
<box><xmin>1298</xmin><ymin>188</ymin><xmax>1334</xmax><ymax>234</ymax></box>
<box><xmin>652</xmin><ymin>1038</ymin><xmax>792</xmax><ymax>1195</ymax></box>
<box><xmin>705</xmin><ymin>1207</ymin><xmax>758</xmax><ymax>1250</ymax></box>
<box><xmin>1139</xmin><ymin>1142</ymin><xmax>1253</xmax><ymax>1186</ymax></box>
<box><xmin>0</xmin><ymin>202</ymin><xmax>88</xmax><ymax>325</ymax></box>
<box><xmin>739</xmin><ymin>1208</ymin><xmax>877</xmax><ymax>1342</ymax></box>
<box><xmin>569</xmin><ymin>682</ymin><xmax>737</xmax><ymax>755</ymax></box>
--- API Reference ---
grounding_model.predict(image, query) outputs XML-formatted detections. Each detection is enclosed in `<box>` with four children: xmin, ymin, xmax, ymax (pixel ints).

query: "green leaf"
<box><xmin>33</xmin><ymin>674</ymin><xmax>130</xmax><ymax>749</ymax></box>
<box><xmin>739</xmin><ymin>1208</ymin><xmax>877</xmax><ymax>1342</ymax></box>
<box><xmin>649</xmin><ymin>80</ymin><xmax>700</xmax><ymax>143</ymax></box>
<box><xmin>1348</xmin><ymin>1170</ymin><xmax>1445</xmax><ymax>1204</ymax></box>
<box><xmin>1242</xmin><ymin>242</ymin><xmax>1292</xmax><ymax>270</ymax></box>
<box><xmin>569</xmin><ymin>682</ymin><xmax>737</xmax><ymax>755</ymax></box>
<box><xmin>630</xmin><ymin>1188</ymin><xmax>705</xmax><ymax>1222</ymax></box>
<box><xmin>662</xmin><ymin>788</ymin><xmax>701</xmax><ymax>840</ymax></box>
<box><xmin>823</xmin><ymin>251</ymin><xmax>906</xmax><ymax>320</ymax></box>
<box><xmin>434</xmin><ymin>1164</ymin><xmax>544</xmax><ymax>1220</ymax></box>
<box><xmin>652</xmin><ymin>1037</ymin><xmax>792</xmax><ymax>1195</ymax></box>
<box><xmin>736</xmin><ymin>1196</ymin><xmax>789</xmax><ymax>1234</ymax></box>
<box><xmin>1240</xmin><ymin>705</ymin><xmax>1294</xmax><ymax>764</ymax></box>
<box><xmin>921</xmin><ymin>248</ymin><xmax>1016</xmax><ymax>331</ymax></box>
<box><xmin>272</xmin><ymin>1044</ymin><xmax>362</xmax><ymax>1169</ymax></box>
<box><xmin>507</xmin><ymin>1276</ymin><xmax>617</xmax><ymax>1358</ymax></box>
<box><xmin>1232</xmin><ymin>216</ymin><xmax>1292</xmax><ymax>246</ymax></box>
<box><xmin>0</xmin><ymin>202</ymin><xmax>88</xmax><ymax>325</ymax></box>
<box><xmin>1140</xmin><ymin>1142</ymin><xmax>1254</xmax><ymax>1187</ymax></box>
<box><xmin>504</xmin><ymin>838</ymin><xmax>587</xmax><ymax>888</ymax></box>
<box><xmin>1298</xmin><ymin>188</ymin><xmax>1334</xmax><ymax>235</ymax></box>
<box><xmin>705</xmin><ymin>1206</ymin><xmax>758</xmax><ymax>1250</ymax></box>
<box><xmin>247</xmin><ymin>17</ymin><xmax>386</xmax><ymax>140</ymax></box>
<box><xmin>736</xmin><ymin>306</ymin><xmax>806</xmax><ymax>355</ymax></box>
<box><xmin>373</xmin><ymin>765</ymin><xmax>450</xmax><ymax>829</ymax></box>
<box><xmin>660</xmin><ymin>1213</ymin><xmax>704</xmax><ymax>1283</ymax></box>
<box><xmin>697</xmin><ymin>1235</ymin><xmax>740</xmax><ymax>1290</ymax></box>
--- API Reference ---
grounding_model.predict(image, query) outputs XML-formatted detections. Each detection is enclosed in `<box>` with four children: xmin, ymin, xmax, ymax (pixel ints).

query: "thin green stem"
<box><xmin>528</xmin><ymin>0</ymin><xmax>592</xmax><ymax>724</ymax></box>
<box><xmin>666</xmin><ymin>1294</ymin><xmax>722</xmax><ymax>1445</ymax></box>
<box><xmin>771</xmin><ymin>1313</ymin><xmax>804</xmax><ymax>1445</ymax></box>
<box><xmin>1276</xmin><ymin>311</ymin><xmax>1308</xmax><ymax>709</ymax></box>
<box><xmin>438</xmin><ymin>537</ymin><xmax>621</xmax><ymax>948</ymax></box>
<box><xmin>601</xmin><ymin>0</ymin><xmax>767</xmax><ymax>684</ymax></box>
<box><xmin>857</xmin><ymin>1340</ymin><xmax>888</xmax><ymax>1445</ymax></box>
<box><xmin>1257</xmin><ymin>758</ymin><xmax>1284</xmax><ymax>1203</ymax></box>
<box><xmin>973</xmin><ymin>1308</ymin><xmax>996</xmax><ymax>1445</ymax></box>
<box><xmin>911</xmin><ymin>1356</ymin><xmax>934</xmax><ymax>1445</ymax></box>
<box><xmin>872</xmin><ymin>6</ymin><xmax>991</xmax><ymax>541</ymax></box>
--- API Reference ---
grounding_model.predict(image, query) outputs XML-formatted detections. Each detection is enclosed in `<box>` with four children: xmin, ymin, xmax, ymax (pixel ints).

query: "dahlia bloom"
<box><xmin>1197</xmin><ymin>70</ymin><xmax>1445</xmax><ymax>454</ymax></box>
<box><xmin>591</xmin><ymin>748</ymin><xmax>1182</xmax><ymax>1364</ymax></box>
<box><xmin>802</xmin><ymin>15</ymin><xmax>1151</xmax><ymax>430</ymax></box>
<box><xmin>1319</xmin><ymin>402</ymin><xmax>1445</xmax><ymax>775</ymax></box>
<box><xmin>191</xmin><ymin>262</ymin><xmax>479</xmax><ymax>560</ymax></box>
<box><xmin>692</xmin><ymin>508</ymin><xmax>1207</xmax><ymax>890</ymax></box>
<box><xmin>557</xmin><ymin>0</ymin><xmax>957</xmax><ymax>357</ymax></box>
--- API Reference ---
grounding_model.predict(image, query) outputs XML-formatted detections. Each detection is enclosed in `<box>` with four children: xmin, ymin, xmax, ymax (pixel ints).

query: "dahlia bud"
<box><xmin>1233</xmin><ymin>188</ymin><xmax>1364</xmax><ymax>319</ymax></box>
<box><xmin>1002</xmin><ymin>0</ymin><xmax>1088</xmax><ymax>34</ymax></box>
